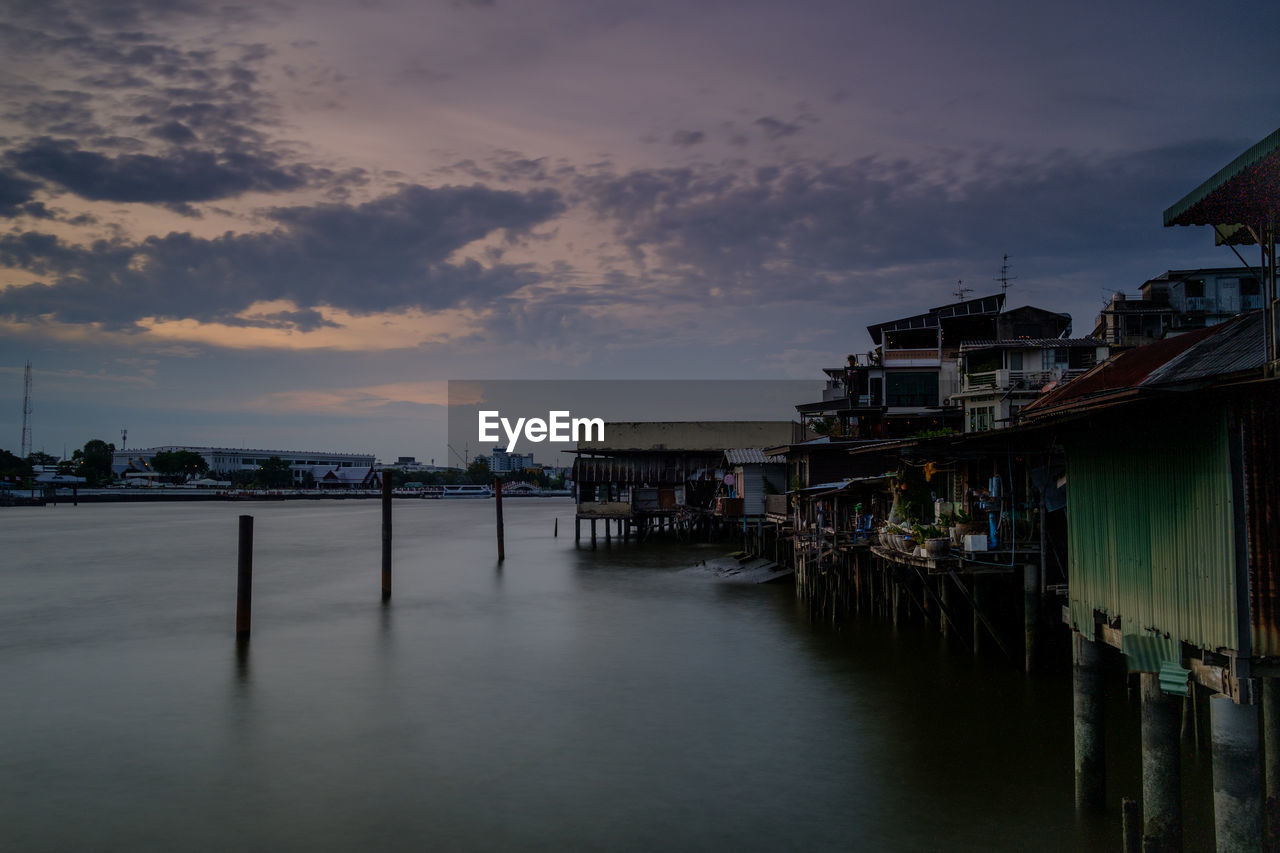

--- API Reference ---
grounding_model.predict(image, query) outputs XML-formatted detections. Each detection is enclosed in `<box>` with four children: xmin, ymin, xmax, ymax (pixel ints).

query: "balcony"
<box><xmin>882</xmin><ymin>348</ymin><xmax>940</xmax><ymax>367</ymax></box>
<box><xmin>959</xmin><ymin>369</ymin><xmax>1064</xmax><ymax>395</ymax></box>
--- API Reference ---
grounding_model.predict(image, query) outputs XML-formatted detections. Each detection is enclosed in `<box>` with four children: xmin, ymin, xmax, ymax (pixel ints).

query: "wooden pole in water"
<box><xmin>494</xmin><ymin>476</ymin><xmax>505</xmax><ymax>562</ymax></box>
<box><xmin>381</xmin><ymin>474</ymin><xmax>392</xmax><ymax>601</ymax></box>
<box><xmin>554</xmin><ymin>517</ymin><xmax>558</xmax><ymax>537</ymax></box>
<box><xmin>236</xmin><ymin>514</ymin><xmax>253</xmax><ymax>638</ymax></box>
<box><xmin>1121</xmin><ymin>797</ymin><xmax>1141</xmax><ymax>853</ymax></box>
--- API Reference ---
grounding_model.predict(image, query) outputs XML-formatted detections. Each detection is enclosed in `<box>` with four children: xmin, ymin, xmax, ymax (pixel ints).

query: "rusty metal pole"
<box><xmin>236</xmin><ymin>515</ymin><xmax>253</xmax><ymax>638</ymax></box>
<box><xmin>494</xmin><ymin>476</ymin><xmax>504</xmax><ymax>562</ymax></box>
<box><xmin>381</xmin><ymin>474</ymin><xmax>392</xmax><ymax>601</ymax></box>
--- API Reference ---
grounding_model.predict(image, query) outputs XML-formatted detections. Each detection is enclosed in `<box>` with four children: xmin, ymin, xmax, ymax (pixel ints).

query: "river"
<box><xmin>0</xmin><ymin>499</ymin><xmax>1188</xmax><ymax>850</ymax></box>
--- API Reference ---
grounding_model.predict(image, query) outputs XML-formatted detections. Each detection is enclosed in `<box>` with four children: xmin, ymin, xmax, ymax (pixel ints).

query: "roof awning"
<box><xmin>1163</xmin><ymin>126</ymin><xmax>1280</xmax><ymax>237</ymax></box>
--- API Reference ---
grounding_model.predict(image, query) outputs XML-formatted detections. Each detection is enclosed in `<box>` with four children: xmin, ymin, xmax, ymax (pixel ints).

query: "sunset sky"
<box><xmin>2</xmin><ymin>0</ymin><xmax>1278</xmax><ymax>462</ymax></box>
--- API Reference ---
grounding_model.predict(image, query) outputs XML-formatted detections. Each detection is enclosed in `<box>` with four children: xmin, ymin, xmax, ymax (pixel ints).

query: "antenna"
<box><xmin>953</xmin><ymin>279</ymin><xmax>973</xmax><ymax>302</ymax></box>
<box><xmin>996</xmin><ymin>253</ymin><xmax>1017</xmax><ymax>294</ymax></box>
<box><xmin>20</xmin><ymin>361</ymin><xmax>32</xmax><ymax>459</ymax></box>
<box><xmin>448</xmin><ymin>443</ymin><xmax>470</xmax><ymax>468</ymax></box>
<box><xmin>121</xmin><ymin>428</ymin><xmax>127</xmax><ymax>450</ymax></box>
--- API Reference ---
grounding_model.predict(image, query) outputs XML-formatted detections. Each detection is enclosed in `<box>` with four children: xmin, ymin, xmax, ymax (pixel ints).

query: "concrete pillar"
<box><xmin>1141</xmin><ymin>673</ymin><xmax>1183</xmax><ymax>853</ymax></box>
<box><xmin>1211</xmin><ymin>693</ymin><xmax>1263</xmax><ymax>852</ymax></box>
<box><xmin>1074</xmin><ymin>631</ymin><xmax>1106</xmax><ymax>811</ymax></box>
<box><xmin>1024</xmin><ymin>562</ymin><xmax>1040</xmax><ymax>673</ymax></box>
<box><xmin>1263</xmin><ymin>678</ymin><xmax>1280</xmax><ymax>851</ymax></box>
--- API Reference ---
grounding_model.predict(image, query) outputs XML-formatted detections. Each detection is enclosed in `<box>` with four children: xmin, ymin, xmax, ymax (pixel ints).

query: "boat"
<box><xmin>439</xmin><ymin>484</ymin><xmax>494</xmax><ymax>499</ymax></box>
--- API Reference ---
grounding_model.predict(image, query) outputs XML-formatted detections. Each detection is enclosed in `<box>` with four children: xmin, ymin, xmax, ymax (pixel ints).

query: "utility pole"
<box><xmin>20</xmin><ymin>361</ymin><xmax>32</xmax><ymax>460</ymax></box>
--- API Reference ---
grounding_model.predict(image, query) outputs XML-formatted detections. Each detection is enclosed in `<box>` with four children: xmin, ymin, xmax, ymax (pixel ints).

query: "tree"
<box><xmin>151</xmin><ymin>450</ymin><xmax>209</xmax><ymax>483</ymax></box>
<box><xmin>0</xmin><ymin>449</ymin><xmax>32</xmax><ymax>481</ymax></box>
<box><xmin>256</xmin><ymin>456</ymin><xmax>293</xmax><ymax>489</ymax></box>
<box><xmin>74</xmin><ymin>439</ymin><xmax>115</xmax><ymax>486</ymax></box>
<box><xmin>26</xmin><ymin>451</ymin><xmax>58</xmax><ymax>466</ymax></box>
<box><xmin>465</xmin><ymin>457</ymin><xmax>492</xmax><ymax>484</ymax></box>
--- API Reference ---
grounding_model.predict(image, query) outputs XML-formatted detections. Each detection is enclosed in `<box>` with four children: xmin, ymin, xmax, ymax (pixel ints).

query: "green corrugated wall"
<box><xmin>1065</xmin><ymin>408</ymin><xmax>1239</xmax><ymax>653</ymax></box>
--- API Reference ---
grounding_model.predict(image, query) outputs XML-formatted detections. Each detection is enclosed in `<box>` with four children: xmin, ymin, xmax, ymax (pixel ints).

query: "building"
<box><xmin>1092</xmin><ymin>267</ymin><xmax>1264</xmax><ymax>350</ymax></box>
<box><xmin>490</xmin><ymin>449</ymin><xmax>535</xmax><ymax>473</ymax></box>
<box><xmin>951</xmin><ymin>337</ymin><xmax>1109</xmax><ymax>432</ymax></box>
<box><xmin>113</xmin><ymin>446</ymin><xmax>375</xmax><ymax>485</ymax></box>
<box><xmin>716</xmin><ymin>448</ymin><xmax>786</xmax><ymax>519</ymax></box>
<box><xmin>572</xmin><ymin>421</ymin><xmax>799</xmax><ymax>542</ymax></box>
<box><xmin>794</xmin><ymin>295</ymin><xmax>1073</xmax><ymax>439</ymax></box>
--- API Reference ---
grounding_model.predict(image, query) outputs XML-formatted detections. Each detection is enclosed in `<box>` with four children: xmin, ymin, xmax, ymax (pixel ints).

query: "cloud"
<box><xmin>0</xmin><ymin>182</ymin><xmax>566</xmax><ymax>327</ymax></box>
<box><xmin>0</xmin><ymin>170</ymin><xmax>41</xmax><ymax>216</ymax></box>
<box><xmin>8</xmin><ymin>137</ymin><xmax>323</xmax><ymax>203</ymax></box>
<box><xmin>670</xmin><ymin>130</ymin><xmax>705</xmax><ymax>148</ymax></box>
<box><xmin>574</xmin><ymin>137</ymin><xmax>1248</xmax><ymax>305</ymax></box>
<box><xmin>753</xmin><ymin>116</ymin><xmax>802</xmax><ymax>140</ymax></box>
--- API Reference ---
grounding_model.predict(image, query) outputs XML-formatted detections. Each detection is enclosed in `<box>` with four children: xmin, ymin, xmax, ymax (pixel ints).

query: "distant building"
<box><xmin>490</xmin><ymin>449</ymin><xmax>534</xmax><ymax>473</ymax></box>
<box><xmin>113</xmin><ymin>446</ymin><xmax>375</xmax><ymax>484</ymax></box>
<box><xmin>1092</xmin><ymin>266</ymin><xmax>1263</xmax><ymax>350</ymax></box>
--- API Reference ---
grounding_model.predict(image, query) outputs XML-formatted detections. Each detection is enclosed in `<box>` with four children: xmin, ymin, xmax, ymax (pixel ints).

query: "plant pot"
<box><xmin>924</xmin><ymin>537</ymin><xmax>950</xmax><ymax>559</ymax></box>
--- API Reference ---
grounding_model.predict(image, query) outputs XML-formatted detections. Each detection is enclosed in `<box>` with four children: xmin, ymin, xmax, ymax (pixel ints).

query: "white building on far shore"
<box><xmin>113</xmin><ymin>446</ymin><xmax>376</xmax><ymax>484</ymax></box>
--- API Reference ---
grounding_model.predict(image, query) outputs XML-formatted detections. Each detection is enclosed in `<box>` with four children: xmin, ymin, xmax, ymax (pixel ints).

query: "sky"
<box><xmin>1</xmin><ymin>0</ymin><xmax>1278</xmax><ymax>463</ymax></box>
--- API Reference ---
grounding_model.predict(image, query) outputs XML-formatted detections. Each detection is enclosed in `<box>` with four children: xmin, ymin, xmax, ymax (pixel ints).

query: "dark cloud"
<box><xmin>0</xmin><ymin>183</ymin><xmax>566</xmax><ymax>327</ymax></box>
<box><xmin>0</xmin><ymin>171</ymin><xmax>41</xmax><ymax>216</ymax></box>
<box><xmin>670</xmin><ymin>130</ymin><xmax>705</xmax><ymax>148</ymax></box>
<box><xmin>576</xmin><ymin>138</ymin><xmax>1247</xmax><ymax>303</ymax></box>
<box><xmin>753</xmin><ymin>116</ymin><xmax>802</xmax><ymax>140</ymax></box>
<box><xmin>220</xmin><ymin>308</ymin><xmax>340</xmax><ymax>332</ymax></box>
<box><xmin>8</xmin><ymin>137</ymin><xmax>321</xmax><ymax>203</ymax></box>
<box><xmin>148</xmin><ymin>120</ymin><xmax>197</xmax><ymax>143</ymax></box>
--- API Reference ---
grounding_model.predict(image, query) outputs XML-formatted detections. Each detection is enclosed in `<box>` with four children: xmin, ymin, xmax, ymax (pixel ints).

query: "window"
<box><xmin>1042</xmin><ymin>348</ymin><xmax>1068</xmax><ymax>370</ymax></box>
<box><xmin>1185</xmin><ymin>279</ymin><xmax>1205</xmax><ymax>298</ymax></box>
<box><xmin>969</xmin><ymin>406</ymin><xmax>994</xmax><ymax>432</ymax></box>
<box><xmin>1009</xmin><ymin>352</ymin><xmax>1023</xmax><ymax>371</ymax></box>
<box><xmin>1242</xmin><ymin>277</ymin><xmax>1260</xmax><ymax>296</ymax></box>
<box><xmin>886</xmin><ymin>371</ymin><xmax>938</xmax><ymax>406</ymax></box>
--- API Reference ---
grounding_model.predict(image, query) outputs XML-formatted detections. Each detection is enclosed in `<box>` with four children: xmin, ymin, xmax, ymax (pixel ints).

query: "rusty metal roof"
<box><xmin>1164</xmin><ymin>126</ymin><xmax>1280</xmax><ymax>229</ymax></box>
<box><xmin>1020</xmin><ymin>323</ymin><xmax>1224</xmax><ymax>418</ymax></box>
<box><xmin>1144</xmin><ymin>311</ymin><xmax>1265</xmax><ymax>385</ymax></box>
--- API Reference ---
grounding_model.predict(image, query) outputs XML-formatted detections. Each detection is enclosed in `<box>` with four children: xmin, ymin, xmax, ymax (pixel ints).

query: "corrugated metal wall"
<box><xmin>1065</xmin><ymin>407</ymin><xmax>1239</xmax><ymax>653</ymax></box>
<box><xmin>1245</xmin><ymin>385</ymin><xmax>1280</xmax><ymax>656</ymax></box>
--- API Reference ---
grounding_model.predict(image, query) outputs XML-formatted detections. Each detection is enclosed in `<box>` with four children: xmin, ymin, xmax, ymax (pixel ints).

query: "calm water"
<box><xmin>0</xmin><ymin>500</ymin><xmax>1148</xmax><ymax>850</ymax></box>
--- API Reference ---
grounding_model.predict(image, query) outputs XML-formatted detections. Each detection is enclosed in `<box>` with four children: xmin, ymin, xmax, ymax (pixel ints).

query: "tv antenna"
<box><xmin>448</xmin><ymin>443</ymin><xmax>469</xmax><ymax>468</ymax></box>
<box><xmin>121</xmin><ymin>428</ymin><xmax>127</xmax><ymax>450</ymax></box>
<box><xmin>953</xmin><ymin>279</ymin><xmax>973</xmax><ymax>302</ymax></box>
<box><xmin>20</xmin><ymin>361</ymin><xmax>32</xmax><ymax>459</ymax></box>
<box><xmin>996</xmin><ymin>253</ymin><xmax>1017</xmax><ymax>294</ymax></box>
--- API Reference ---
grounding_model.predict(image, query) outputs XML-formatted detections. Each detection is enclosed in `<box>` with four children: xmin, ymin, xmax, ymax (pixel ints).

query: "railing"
<box><xmin>883</xmin><ymin>348</ymin><xmax>939</xmax><ymax>362</ymax></box>
<box><xmin>961</xmin><ymin>369</ymin><xmax>1068</xmax><ymax>393</ymax></box>
<box><xmin>765</xmin><ymin>494</ymin><xmax>788</xmax><ymax>517</ymax></box>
